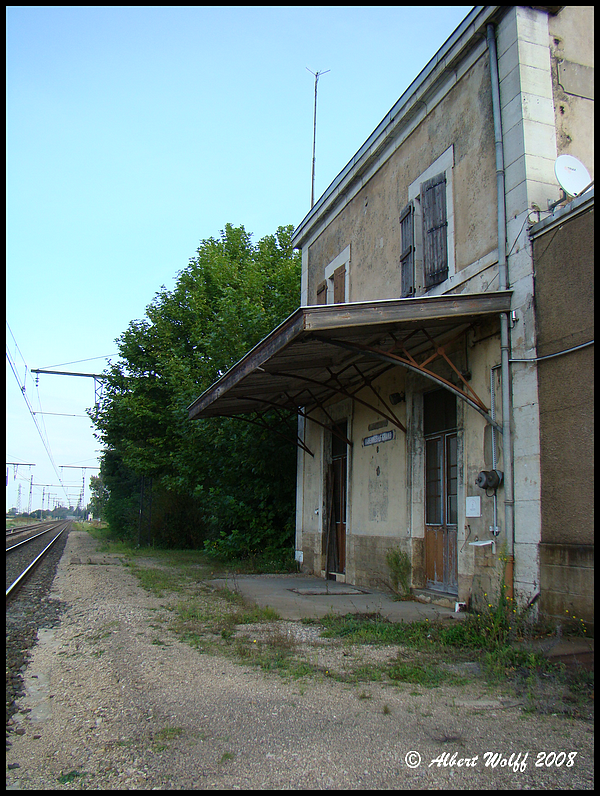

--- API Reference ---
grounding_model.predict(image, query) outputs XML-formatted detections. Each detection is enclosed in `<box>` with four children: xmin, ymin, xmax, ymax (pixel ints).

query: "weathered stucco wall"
<box><xmin>294</xmin><ymin>7</ymin><xmax>593</xmax><ymax>611</ymax></box>
<box><xmin>305</xmin><ymin>51</ymin><xmax>497</xmax><ymax>306</ymax></box>
<box><xmin>348</xmin><ymin>370</ymin><xmax>407</xmax><ymax>539</ymax></box>
<box><xmin>531</xmin><ymin>205</ymin><xmax>594</xmax><ymax>628</ymax></box>
<box><xmin>297</xmin><ymin>327</ymin><xmax>511</xmax><ymax>601</ymax></box>
<box><xmin>533</xmin><ymin>207</ymin><xmax>593</xmax><ymax>547</ymax></box>
<box><xmin>549</xmin><ymin>6</ymin><xmax>595</xmax><ymax>172</ymax></box>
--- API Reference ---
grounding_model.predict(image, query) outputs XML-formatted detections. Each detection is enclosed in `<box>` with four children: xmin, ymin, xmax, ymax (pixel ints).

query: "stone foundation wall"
<box><xmin>347</xmin><ymin>534</ymin><xmax>412</xmax><ymax>592</ymax></box>
<box><xmin>539</xmin><ymin>543</ymin><xmax>594</xmax><ymax>633</ymax></box>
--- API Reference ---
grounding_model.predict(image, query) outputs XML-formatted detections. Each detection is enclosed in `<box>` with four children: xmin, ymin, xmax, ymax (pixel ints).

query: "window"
<box><xmin>401</xmin><ymin>146</ymin><xmax>454</xmax><ymax>297</ymax></box>
<box><xmin>332</xmin><ymin>263</ymin><xmax>346</xmax><ymax>303</ymax></box>
<box><xmin>316</xmin><ymin>280</ymin><xmax>327</xmax><ymax>304</ymax></box>
<box><xmin>317</xmin><ymin>245</ymin><xmax>350</xmax><ymax>304</ymax></box>
<box><xmin>421</xmin><ymin>172</ymin><xmax>448</xmax><ymax>288</ymax></box>
<box><xmin>399</xmin><ymin>202</ymin><xmax>415</xmax><ymax>297</ymax></box>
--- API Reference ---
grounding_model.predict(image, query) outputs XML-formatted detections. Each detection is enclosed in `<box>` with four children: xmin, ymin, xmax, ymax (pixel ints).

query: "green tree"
<box><xmin>90</xmin><ymin>224</ymin><xmax>301</xmax><ymax>553</ymax></box>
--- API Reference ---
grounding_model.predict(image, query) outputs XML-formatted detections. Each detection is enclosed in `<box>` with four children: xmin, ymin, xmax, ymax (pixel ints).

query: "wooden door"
<box><xmin>329</xmin><ymin>421</ymin><xmax>347</xmax><ymax>575</ymax></box>
<box><xmin>424</xmin><ymin>390</ymin><xmax>458</xmax><ymax>594</ymax></box>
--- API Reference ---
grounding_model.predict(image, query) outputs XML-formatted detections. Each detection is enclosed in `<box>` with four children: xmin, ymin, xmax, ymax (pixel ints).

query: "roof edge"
<box><xmin>291</xmin><ymin>6</ymin><xmax>505</xmax><ymax>250</ymax></box>
<box><xmin>188</xmin><ymin>290</ymin><xmax>513</xmax><ymax>420</ymax></box>
<box><xmin>187</xmin><ymin>307</ymin><xmax>307</xmax><ymax>419</ymax></box>
<box><xmin>528</xmin><ymin>186</ymin><xmax>594</xmax><ymax>239</ymax></box>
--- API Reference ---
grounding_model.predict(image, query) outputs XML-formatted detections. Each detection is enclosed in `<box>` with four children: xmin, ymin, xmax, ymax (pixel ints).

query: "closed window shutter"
<box><xmin>399</xmin><ymin>202</ymin><xmax>414</xmax><ymax>297</ymax></box>
<box><xmin>333</xmin><ymin>264</ymin><xmax>346</xmax><ymax>303</ymax></box>
<box><xmin>421</xmin><ymin>172</ymin><xmax>448</xmax><ymax>288</ymax></box>
<box><xmin>316</xmin><ymin>280</ymin><xmax>327</xmax><ymax>305</ymax></box>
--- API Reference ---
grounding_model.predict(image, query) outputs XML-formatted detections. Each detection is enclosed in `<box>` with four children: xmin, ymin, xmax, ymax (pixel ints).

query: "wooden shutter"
<box><xmin>333</xmin><ymin>264</ymin><xmax>346</xmax><ymax>304</ymax></box>
<box><xmin>399</xmin><ymin>202</ymin><xmax>414</xmax><ymax>297</ymax></box>
<box><xmin>316</xmin><ymin>280</ymin><xmax>327</xmax><ymax>305</ymax></box>
<box><xmin>421</xmin><ymin>172</ymin><xmax>448</xmax><ymax>288</ymax></box>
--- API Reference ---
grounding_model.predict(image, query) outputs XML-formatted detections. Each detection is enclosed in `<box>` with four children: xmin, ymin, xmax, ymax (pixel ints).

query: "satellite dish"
<box><xmin>554</xmin><ymin>154</ymin><xmax>592</xmax><ymax>197</ymax></box>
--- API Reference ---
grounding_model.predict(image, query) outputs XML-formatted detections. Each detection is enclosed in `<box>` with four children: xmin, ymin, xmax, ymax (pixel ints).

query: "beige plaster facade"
<box><xmin>291</xmin><ymin>6</ymin><xmax>594</xmax><ymax>617</ymax></box>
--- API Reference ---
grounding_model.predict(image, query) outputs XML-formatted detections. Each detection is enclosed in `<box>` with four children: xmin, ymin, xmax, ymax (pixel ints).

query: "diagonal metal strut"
<box><xmin>268</xmin><ymin>367</ymin><xmax>407</xmax><ymax>433</ymax></box>
<box><xmin>311</xmin><ymin>334</ymin><xmax>502</xmax><ymax>432</ymax></box>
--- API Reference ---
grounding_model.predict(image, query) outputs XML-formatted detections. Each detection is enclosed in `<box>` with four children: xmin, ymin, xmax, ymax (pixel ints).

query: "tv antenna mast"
<box><xmin>307</xmin><ymin>67</ymin><xmax>330</xmax><ymax>209</ymax></box>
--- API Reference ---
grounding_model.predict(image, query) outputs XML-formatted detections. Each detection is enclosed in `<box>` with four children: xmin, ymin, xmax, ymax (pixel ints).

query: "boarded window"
<box><xmin>399</xmin><ymin>202</ymin><xmax>414</xmax><ymax>297</ymax></box>
<box><xmin>425</xmin><ymin>437</ymin><xmax>443</xmax><ymax>524</ymax></box>
<box><xmin>446</xmin><ymin>434</ymin><xmax>458</xmax><ymax>526</ymax></box>
<box><xmin>423</xmin><ymin>388</ymin><xmax>457</xmax><ymax>435</ymax></box>
<box><xmin>421</xmin><ymin>172</ymin><xmax>448</xmax><ymax>288</ymax></box>
<box><xmin>316</xmin><ymin>280</ymin><xmax>327</xmax><ymax>305</ymax></box>
<box><xmin>333</xmin><ymin>264</ymin><xmax>346</xmax><ymax>303</ymax></box>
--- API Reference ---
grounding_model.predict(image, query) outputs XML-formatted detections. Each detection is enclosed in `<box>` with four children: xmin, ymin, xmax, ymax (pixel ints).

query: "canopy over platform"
<box><xmin>188</xmin><ymin>291</ymin><xmax>512</xmax><ymax>450</ymax></box>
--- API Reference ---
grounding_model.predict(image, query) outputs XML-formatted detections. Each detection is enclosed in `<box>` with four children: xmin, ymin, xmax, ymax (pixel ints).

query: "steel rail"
<box><xmin>6</xmin><ymin>524</ymin><xmax>68</xmax><ymax>599</ymax></box>
<box><xmin>6</xmin><ymin>522</ymin><xmax>64</xmax><ymax>552</ymax></box>
<box><xmin>6</xmin><ymin>521</ymin><xmax>53</xmax><ymax>535</ymax></box>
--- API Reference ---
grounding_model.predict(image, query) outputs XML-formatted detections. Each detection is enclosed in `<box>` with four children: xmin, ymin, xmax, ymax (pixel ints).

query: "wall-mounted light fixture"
<box><xmin>389</xmin><ymin>392</ymin><xmax>405</xmax><ymax>405</ymax></box>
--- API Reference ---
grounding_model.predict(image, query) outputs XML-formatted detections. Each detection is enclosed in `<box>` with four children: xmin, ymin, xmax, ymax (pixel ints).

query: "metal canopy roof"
<box><xmin>188</xmin><ymin>292</ymin><xmax>512</xmax><ymax>447</ymax></box>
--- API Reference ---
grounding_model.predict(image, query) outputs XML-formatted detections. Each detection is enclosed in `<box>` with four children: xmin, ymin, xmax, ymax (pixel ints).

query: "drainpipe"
<box><xmin>487</xmin><ymin>23</ymin><xmax>515</xmax><ymax>601</ymax></box>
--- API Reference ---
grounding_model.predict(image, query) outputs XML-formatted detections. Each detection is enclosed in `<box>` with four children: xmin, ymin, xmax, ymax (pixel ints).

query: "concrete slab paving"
<box><xmin>206</xmin><ymin>573</ymin><xmax>464</xmax><ymax>623</ymax></box>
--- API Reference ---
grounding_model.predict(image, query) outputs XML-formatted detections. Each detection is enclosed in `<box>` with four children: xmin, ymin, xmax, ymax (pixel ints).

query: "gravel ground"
<box><xmin>6</xmin><ymin>527</ymin><xmax>71</xmax><ymax>729</ymax></box>
<box><xmin>6</xmin><ymin>530</ymin><xmax>594</xmax><ymax>790</ymax></box>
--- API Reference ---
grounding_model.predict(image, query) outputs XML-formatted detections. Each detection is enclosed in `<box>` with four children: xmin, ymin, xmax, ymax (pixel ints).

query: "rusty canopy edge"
<box><xmin>187</xmin><ymin>291</ymin><xmax>512</xmax><ymax>423</ymax></box>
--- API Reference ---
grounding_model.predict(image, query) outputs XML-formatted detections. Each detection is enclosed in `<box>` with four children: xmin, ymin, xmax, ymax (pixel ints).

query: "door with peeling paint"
<box><xmin>424</xmin><ymin>390</ymin><xmax>458</xmax><ymax>594</ymax></box>
<box><xmin>330</xmin><ymin>421</ymin><xmax>347</xmax><ymax>576</ymax></box>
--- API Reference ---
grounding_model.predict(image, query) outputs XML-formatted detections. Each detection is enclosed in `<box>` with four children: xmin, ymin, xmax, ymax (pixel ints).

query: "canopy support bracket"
<box><xmin>268</xmin><ymin>368</ymin><xmax>407</xmax><ymax>433</ymax></box>
<box><xmin>311</xmin><ymin>334</ymin><xmax>502</xmax><ymax>432</ymax></box>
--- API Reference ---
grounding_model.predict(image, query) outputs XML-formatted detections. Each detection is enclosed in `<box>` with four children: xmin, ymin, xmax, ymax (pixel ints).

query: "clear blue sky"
<box><xmin>6</xmin><ymin>5</ymin><xmax>472</xmax><ymax>512</ymax></box>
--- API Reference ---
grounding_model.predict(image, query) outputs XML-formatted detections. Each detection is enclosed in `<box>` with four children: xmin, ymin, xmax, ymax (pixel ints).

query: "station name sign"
<box><xmin>363</xmin><ymin>430</ymin><xmax>395</xmax><ymax>447</ymax></box>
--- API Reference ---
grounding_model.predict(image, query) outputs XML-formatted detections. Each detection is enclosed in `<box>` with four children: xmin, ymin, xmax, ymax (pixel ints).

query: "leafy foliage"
<box><xmin>89</xmin><ymin>224</ymin><xmax>301</xmax><ymax>553</ymax></box>
<box><xmin>385</xmin><ymin>546</ymin><xmax>412</xmax><ymax>597</ymax></box>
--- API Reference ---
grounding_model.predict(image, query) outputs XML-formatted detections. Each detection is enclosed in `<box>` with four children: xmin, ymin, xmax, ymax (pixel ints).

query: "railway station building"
<box><xmin>189</xmin><ymin>6</ymin><xmax>594</xmax><ymax>627</ymax></box>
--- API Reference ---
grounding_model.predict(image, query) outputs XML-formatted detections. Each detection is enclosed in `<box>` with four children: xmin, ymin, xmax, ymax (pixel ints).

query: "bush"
<box><xmin>385</xmin><ymin>546</ymin><xmax>411</xmax><ymax>597</ymax></box>
<box><xmin>203</xmin><ymin>533</ymin><xmax>298</xmax><ymax>573</ymax></box>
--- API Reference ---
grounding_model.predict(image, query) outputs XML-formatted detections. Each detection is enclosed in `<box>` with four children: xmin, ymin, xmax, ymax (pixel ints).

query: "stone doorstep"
<box><xmin>290</xmin><ymin>577</ymin><xmax>370</xmax><ymax>596</ymax></box>
<box><xmin>412</xmin><ymin>588</ymin><xmax>458</xmax><ymax>610</ymax></box>
<box><xmin>320</xmin><ymin>570</ymin><xmax>346</xmax><ymax>583</ymax></box>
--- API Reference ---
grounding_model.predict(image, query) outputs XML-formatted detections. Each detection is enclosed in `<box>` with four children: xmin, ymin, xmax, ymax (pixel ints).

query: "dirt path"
<box><xmin>6</xmin><ymin>531</ymin><xmax>594</xmax><ymax>789</ymax></box>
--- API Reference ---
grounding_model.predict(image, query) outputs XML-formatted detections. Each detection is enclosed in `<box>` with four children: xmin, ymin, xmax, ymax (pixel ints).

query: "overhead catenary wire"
<box><xmin>32</xmin><ymin>411</ymin><xmax>89</xmax><ymax>417</ymax></box>
<box><xmin>6</xmin><ymin>328</ymin><xmax>71</xmax><ymax>505</ymax></box>
<box><xmin>7</xmin><ymin>349</ymin><xmax>69</xmax><ymax>504</ymax></box>
<box><xmin>6</xmin><ymin>321</ymin><xmax>31</xmax><ymax>387</ymax></box>
<box><xmin>39</xmin><ymin>354</ymin><xmax>116</xmax><ymax>370</ymax></box>
<box><xmin>7</xmin><ymin>322</ymin><xmax>105</xmax><ymax>510</ymax></box>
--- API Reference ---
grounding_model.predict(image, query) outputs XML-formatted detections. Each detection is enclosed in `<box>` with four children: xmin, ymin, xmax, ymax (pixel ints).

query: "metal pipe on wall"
<box><xmin>487</xmin><ymin>22</ymin><xmax>515</xmax><ymax>599</ymax></box>
<box><xmin>490</xmin><ymin>365</ymin><xmax>499</xmax><ymax>535</ymax></box>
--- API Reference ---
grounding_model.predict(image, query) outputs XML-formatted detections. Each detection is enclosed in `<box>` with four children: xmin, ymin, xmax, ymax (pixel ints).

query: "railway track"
<box><xmin>6</xmin><ymin>520</ymin><xmax>71</xmax><ymax>599</ymax></box>
<box><xmin>6</xmin><ymin>520</ymin><xmax>54</xmax><ymax>535</ymax></box>
<box><xmin>6</xmin><ymin>518</ymin><xmax>65</xmax><ymax>537</ymax></box>
<box><xmin>6</xmin><ymin>521</ymin><xmax>71</xmax><ymax>733</ymax></box>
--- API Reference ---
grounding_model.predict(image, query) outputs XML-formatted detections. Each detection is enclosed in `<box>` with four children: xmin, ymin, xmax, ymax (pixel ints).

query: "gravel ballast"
<box><xmin>6</xmin><ymin>526</ymin><xmax>70</xmax><ymax>729</ymax></box>
<box><xmin>6</xmin><ymin>530</ymin><xmax>594</xmax><ymax>789</ymax></box>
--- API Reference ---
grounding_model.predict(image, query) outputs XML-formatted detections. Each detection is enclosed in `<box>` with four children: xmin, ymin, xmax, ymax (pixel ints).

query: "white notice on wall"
<box><xmin>363</xmin><ymin>430</ymin><xmax>394</xmax><ymax>447</ymax></box>
<box><xmin>465</xmin><ymin>496</ymin><xmax>481</xmax><ymax>517</ymax></box>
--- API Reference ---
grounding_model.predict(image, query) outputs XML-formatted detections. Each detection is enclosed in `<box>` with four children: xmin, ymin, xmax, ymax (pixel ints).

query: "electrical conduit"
<box><xmin>487</xmin><ymin>22</ymin><xmax>515</xmax><ymax>600</ymax></box>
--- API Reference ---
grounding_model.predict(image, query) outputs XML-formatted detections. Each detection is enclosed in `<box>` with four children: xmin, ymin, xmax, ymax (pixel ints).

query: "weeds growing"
<box><xmin>89</xmin><ymin>527</ymin><xmax>593</xmax><ymax>719</ymax></box>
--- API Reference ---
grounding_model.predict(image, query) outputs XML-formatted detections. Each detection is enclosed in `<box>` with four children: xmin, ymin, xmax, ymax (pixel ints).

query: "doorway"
<box><xmin>326</xmin><ymin>421</ymin><xmax>347</xmax><ymax>577</ymax></box>
<box><xmin>424</xmin><ymin>390</ymin><xmax>458</xmax><ymax>594</ymax></box>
